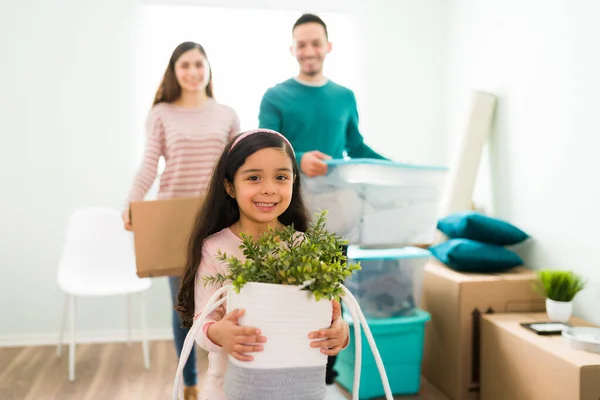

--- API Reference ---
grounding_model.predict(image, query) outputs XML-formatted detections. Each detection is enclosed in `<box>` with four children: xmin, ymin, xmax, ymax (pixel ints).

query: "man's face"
<box><xmin>291</xmin><ymin>22</ymin><xmax>332</xmax><ymax>77</ymax></box>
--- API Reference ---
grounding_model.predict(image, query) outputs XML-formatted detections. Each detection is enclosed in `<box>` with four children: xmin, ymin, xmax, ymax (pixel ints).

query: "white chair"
<box><xmin>56</xmin><ymin>207</ymin><xmax>151</xmax><ymax>381</ymax></box>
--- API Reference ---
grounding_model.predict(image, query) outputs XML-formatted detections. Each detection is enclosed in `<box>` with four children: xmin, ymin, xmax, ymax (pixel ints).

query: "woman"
<box><xmin>123</xmin><ymin>41</ymin><xmax>240</xmax><ymax>400</ymax></box>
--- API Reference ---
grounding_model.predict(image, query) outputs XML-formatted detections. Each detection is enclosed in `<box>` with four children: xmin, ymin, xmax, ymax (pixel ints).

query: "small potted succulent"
<box><xmin>536</xmin><ymin>270</ymin><xmax>585</xmax><ymax>322</ymax></box>
<box><xmin>204</xmin><ymin>210</ymin><xmax>361</xmax><ymax>369</ymax></box>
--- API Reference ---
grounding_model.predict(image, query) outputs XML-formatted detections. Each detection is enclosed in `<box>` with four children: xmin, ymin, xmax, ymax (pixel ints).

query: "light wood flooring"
<box><xmin>0</xmin><ymin>341</ymin><xmax>449</xmax><ymax>399</ymax></box>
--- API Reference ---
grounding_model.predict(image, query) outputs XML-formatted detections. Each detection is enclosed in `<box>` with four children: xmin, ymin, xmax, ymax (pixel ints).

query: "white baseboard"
<box><xmin>0</xmin><ymin>328</ymin><xmax>174</xmax><ymax>348</ymax></box>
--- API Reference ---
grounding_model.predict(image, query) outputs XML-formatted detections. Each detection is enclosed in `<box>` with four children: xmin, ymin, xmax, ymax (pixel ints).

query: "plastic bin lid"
<box><xmin>324</xmin><ymin>158</ymin><xmax>448</xmax><ymax>171</ymax></box>
<box><xmin>347</xmin><ymin>246</ymin><xmax>431</xmax><ymax>260</ymax></box>
<box><xmin>343</xmin><ymin>309</ymin><xmax>431</xmax><ymax>326</ymax></box>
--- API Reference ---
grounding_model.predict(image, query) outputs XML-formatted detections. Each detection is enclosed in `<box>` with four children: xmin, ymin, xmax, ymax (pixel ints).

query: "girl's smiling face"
<box><xmin>226</xmin><ymin>147</ymin><xmax>295</xmax><ymax>227</ymax></box>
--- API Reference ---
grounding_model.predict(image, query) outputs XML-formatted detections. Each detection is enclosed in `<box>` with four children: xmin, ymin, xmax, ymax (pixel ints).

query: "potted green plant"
<box><xmin>206</xmin><ymin>210</ymin><xmax>359</xmax><ymax>296</ymax></box>
<box><xmin>203</xmin><ymin>210</ymin><xmax>361</xmax><ymax>369</ymax></box>
<box><xmin>536</xmin><ymin>270</ymin><xmax>585</xmax><ymax>322</ymax></box>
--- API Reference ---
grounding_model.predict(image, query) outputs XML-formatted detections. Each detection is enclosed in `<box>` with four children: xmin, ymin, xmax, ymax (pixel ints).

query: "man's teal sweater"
<box><xmin>258</xmin><ymin>78</ymin><xmax>386</xmax><ymax>165</ymax></box>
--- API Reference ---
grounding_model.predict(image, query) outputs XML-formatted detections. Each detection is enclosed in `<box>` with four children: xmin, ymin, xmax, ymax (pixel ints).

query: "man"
<box><xmin>258</xmin><ymin>13</ymin><xmax>386</xmax><ymax>179</ymax></box>
<box><xmin>258</xmin><ymin>13</ymin><xmax>387</xmax><ymax>385</ymax></box>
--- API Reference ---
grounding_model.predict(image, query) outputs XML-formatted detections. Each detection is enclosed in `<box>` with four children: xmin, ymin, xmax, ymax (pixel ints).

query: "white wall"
<box><xmin>357</xmin><ymin>0</ymin><xmax>448</xmax><ymax>165</ymax></box>
<box><xmin>0</xmin><ymin>0</ymin><xmax>178</xmax><ymax>344</ymax></box>
<box><xmin>445</xmin><ymin>0</ymin><xmax>600</xmax><ymax>323</ymax></box>
<box><xmin>0</xmin><ymin>0</ymin><xmax>447</xmax><ymax>344</ymax></box>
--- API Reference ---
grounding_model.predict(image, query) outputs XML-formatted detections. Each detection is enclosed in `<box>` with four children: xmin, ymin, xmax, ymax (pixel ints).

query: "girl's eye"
<box><xmin>277</xmin><ymin>175</ymin><xmax>289</xmax><ymax>180</ymax></box>
<box><xmin>248</xmin><ymin>176</ymin><xmax>260</xmax><ymax>181</ymax></box>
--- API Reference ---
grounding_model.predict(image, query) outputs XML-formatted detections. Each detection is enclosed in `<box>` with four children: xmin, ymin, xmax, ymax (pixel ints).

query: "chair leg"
<box><xmin>139</xmin><ymin>291</ymin><xmax>150</xmax><ymax>369</ymax></box>
<box><xmin>68</xmin><ymin>295</ymin><xmax>76</xmax><ymax>382</ymax></box>
<box><xmin>56</xmin><ymin>293</ymin><xmax>69</xmax><ymax>357</ymax></box>
<box><xmin>127</xmin><ymin>294</ymin><xmax>132</xmax><ymax>348</ymax></box>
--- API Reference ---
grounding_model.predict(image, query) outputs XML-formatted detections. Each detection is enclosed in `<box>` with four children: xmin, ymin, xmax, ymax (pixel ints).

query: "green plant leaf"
<box><xmin>536</xmin><ymin>270</ymin><xmax>586</xmax><ymax>302</ymax></box>
<box><xmin>203</xmin><ymin>210</ymin><xmax>361</xmax><ymax>300</ymax></box>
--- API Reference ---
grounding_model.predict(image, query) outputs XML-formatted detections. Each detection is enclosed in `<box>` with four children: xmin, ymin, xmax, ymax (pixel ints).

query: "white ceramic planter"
<box><xmin>546</xmin><ymin>298</ymin><xmax>573</xmax><ymax>323</ymax></box>
<box><xmin>226</xmin><ymin>282</ymin><xmax>332</xmax><ymax>369</ymax></box>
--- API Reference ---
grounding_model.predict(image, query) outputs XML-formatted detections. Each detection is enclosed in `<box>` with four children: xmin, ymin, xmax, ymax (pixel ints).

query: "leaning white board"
<box><xmin>438</xmin><ymin>91</ymin><xmax>497</xmax><ymax>219</ymax></box>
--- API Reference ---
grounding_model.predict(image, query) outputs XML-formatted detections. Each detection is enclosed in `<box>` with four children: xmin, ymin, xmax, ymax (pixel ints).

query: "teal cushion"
<box><xmin>437</xmin><ymin>211</ymin><xmax>529</xmax><ymax>246</ymax></box>
<box><xmin>429</xmin><ymin>239</ymin><xmax>523</xmax><ymax>272</ymax></box>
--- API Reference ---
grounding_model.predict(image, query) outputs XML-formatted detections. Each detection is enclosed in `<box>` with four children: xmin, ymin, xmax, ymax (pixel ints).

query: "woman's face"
<box><xmin>174</xmin><ymin>48</ymin><xmax>210</xmax><ymax>94</ymax></box>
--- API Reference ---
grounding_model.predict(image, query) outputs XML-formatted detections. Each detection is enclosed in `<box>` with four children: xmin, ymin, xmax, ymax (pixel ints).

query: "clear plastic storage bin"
<box><xmin>302</xmin><ymin>159</ymin><xmax>447</xmax><ymax>247</ymax></box>
<box><xmin>345</xmin><ymin>246</ymin><xmax>431</xmax><ymax>319</ymax></box>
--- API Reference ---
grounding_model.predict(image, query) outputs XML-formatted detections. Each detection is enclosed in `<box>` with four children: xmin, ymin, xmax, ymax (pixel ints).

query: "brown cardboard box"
<box><xmin>130</xmin><ymin>196</ymin><xmax>204</xmax><ymax>277</ymax></box>
<box><xmin>481</xmin><ymin>313</ymin><xmax>600</xmax><ymax>400</ymax></box>
<box><xmin>421</xmin><ymin>260</ymin><xmax>545</xmax><ymax>400</ymax></box>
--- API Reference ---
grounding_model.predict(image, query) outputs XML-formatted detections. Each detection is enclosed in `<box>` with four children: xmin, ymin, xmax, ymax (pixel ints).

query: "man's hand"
<box><xmin>300</xmin><ymin>150</ymin><xmax>331</xmax><ymax>177</ymax></box>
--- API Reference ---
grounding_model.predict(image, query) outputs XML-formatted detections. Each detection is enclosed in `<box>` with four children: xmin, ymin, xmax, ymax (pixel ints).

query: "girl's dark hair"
<box><xmin>175</xmin><ymin>130</ymin><xmax>309</xmax><ymax>328</ymax></box>
<box><xmin>153</xmin><ymin>41</ymin><xmax>214</xmax><ymax>106</ymax></box>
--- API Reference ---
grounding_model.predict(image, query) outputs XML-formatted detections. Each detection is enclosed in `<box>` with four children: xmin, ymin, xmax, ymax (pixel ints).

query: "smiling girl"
<box><xmin>175</xmin><ymin>129</ymin><xmax>349</xmax><ymax>400</ymax></box>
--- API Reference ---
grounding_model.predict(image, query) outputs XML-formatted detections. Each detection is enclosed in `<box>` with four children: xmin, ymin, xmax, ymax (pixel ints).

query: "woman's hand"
<box><xmin>207</xmin><ymin>309</ymin><xmax>267</xmax><ymax>362</ymax></box>
<box><xmin>122</xmin><ymin>209</ymin><xmax>132</xmax><ymax>231</ymax></box>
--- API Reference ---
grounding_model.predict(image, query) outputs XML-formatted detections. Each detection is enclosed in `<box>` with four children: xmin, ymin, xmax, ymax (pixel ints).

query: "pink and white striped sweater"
<box><xmin>126</xmin><ymin>100</ymin><xmax>240</xmax><ymax>206</ymax></box>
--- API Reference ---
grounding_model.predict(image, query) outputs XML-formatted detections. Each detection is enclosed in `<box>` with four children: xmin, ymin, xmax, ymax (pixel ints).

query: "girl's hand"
<box><xmin>207</xmin><ymin>309</ymin><xmax>267</xmax><ymax>362</ymax></box>
<box><xmin>332</xmin><ymin>300</ymin><xmax>342</xmax><ymax>322</ymax></box>
<box><xmin>308</xmin><ymin>316</ymin><xmax>349</xmax><ymax>356</ymax></box>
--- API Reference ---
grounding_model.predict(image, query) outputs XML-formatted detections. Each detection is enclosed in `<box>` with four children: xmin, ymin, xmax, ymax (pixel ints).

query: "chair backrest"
<box><xmin>57</xmin><ymin>207</ymin><xmax>138</xmax><ymax>280</ymax></box>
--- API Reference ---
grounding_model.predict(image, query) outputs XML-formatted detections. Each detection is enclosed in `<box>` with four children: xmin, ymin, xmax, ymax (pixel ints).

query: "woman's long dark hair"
<box><xmin>153</xmin><ymin>41</ymin><xmax>214</xmax><ymax>106</ymax></box>
<box><xmin>175</xmin><ymin>130</ymin><xmax>309</xmax><ymax>328</ymax></box>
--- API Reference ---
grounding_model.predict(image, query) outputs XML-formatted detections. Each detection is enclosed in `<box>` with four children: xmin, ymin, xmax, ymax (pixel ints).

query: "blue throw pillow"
<box><xmin>437</xmin><ymin>211</ymin><xmax>529</xmax><ymax>246</ymax></box>
<box><xmin>429</xmin><ymin>238</ymin><xmax>523</xmax><ymax>272</ymax></box>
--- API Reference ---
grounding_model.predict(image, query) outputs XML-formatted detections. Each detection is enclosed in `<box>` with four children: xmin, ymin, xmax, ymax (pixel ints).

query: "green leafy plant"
<box><xmin>536</xmin><ymin>270</ymin><xmax>585</xmax><ymax>302</ymax></box>
<box><xmin>204</xmin><ymin>210</ymin><xmax>361</xmax><ymax>302</ymax></box>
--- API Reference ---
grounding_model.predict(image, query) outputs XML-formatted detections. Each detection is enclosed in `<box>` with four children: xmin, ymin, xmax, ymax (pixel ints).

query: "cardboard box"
<box><xmin>421</xmin><ymin>260</ymin><xmax>545</xmax><ymax>400</ymax></box>
<box><xmin>481</xmin><ymin>313</ymin><xmax>600</xmax><ymax>400</ymax></box>
<box><xmin>130</xmin><ymin>196</ymin><xmax>204</xmax><ymax>277</ymax></box>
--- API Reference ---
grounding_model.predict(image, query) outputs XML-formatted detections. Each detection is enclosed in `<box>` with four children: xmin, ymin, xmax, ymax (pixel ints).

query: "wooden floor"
<box><xmin>0</xmin><ymin>341</ymin><xmax>449</xmax><ymax>400</ymax></box>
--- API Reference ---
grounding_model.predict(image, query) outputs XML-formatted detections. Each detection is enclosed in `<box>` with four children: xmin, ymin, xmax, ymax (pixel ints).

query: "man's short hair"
<box><xmin>292</xmin><ymin>13</ymin><xmax>328</xmax><ymax>38</ymax></box>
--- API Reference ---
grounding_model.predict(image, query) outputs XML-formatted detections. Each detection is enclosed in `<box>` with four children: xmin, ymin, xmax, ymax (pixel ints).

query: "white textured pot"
<box><xmin>173</xmin><ymin>282</ymin><xmax>396</xmax><ymax>400</ymax></box>
<box><xmin>226</xmin><ymin>281</ymin><xmax>332</xmax><ymax>369</ymax></box>
<box><xmin>546</xmin><ymin>298</ymin><xmax>573</xmax><ymax>322</ymax></box>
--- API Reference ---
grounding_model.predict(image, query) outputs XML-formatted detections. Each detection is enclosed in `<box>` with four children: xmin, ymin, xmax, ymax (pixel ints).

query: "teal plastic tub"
<box><xmin>335</xmin><ymin>309</ymin><xmax>431</xmax><ymax>399</ymax></box>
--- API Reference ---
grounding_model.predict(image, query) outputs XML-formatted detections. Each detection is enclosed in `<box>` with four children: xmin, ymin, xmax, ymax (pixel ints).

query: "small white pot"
<box><xmin>226</xmin><ymin>282</ymin><xmax>332</xmax><ymax>369</ymax></box>
<box><xmin>546</xmin><ymin>298</ymin><xmax>573</xmax><ymax>323</ymax></box>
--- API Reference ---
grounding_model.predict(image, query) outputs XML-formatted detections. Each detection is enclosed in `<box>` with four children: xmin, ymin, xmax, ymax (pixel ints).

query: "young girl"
<box><xmin>123</xmin><ymin>41</ymin><xmax>240</xmax><ymax>400</ymax></box>
<box><xmin>175</xmin><ymin>129</ymin><xmax>349</xmax><ymax>400</ymax></box>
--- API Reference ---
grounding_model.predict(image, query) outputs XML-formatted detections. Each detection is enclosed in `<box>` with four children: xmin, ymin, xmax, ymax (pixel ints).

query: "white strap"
<box><xmin>342</xmin><ymin>286</ymin><xmax>394</xmax><ymax>400</ymax></box>
<box><xmin>172</xmin><ymin>284</ymin><xmax>394</xmax><ymax>400</ymax></box>
<box><xmin>340</xmin><ymin>289</ymin><xmax>362</xmax><ymax>399</ymax></box>
<box><xmin>172</xmin><ymin>285</ymin><xmax>230</xmax><ymax>400</ymax></box>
